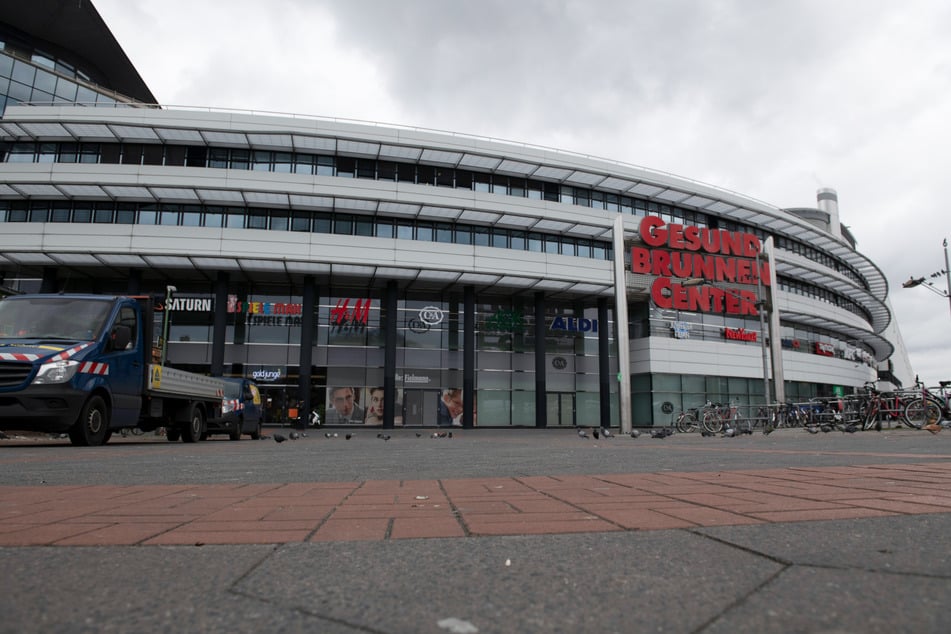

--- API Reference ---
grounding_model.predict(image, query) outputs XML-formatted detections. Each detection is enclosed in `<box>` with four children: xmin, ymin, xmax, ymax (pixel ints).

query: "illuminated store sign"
<box><xmin>484</xmin><ymin>309</ymin><xmax>524</xmax><ymax>332</ymax></box>
<box><xmin>251</xmin><ymin>368</ymin><xmax>282</xmax><ymax>382</ymax></box>
<box><xmin>632</xmin><ymin>216</ymin><xmax>771</xmax><ymax>316</ymax></box>
<box><xmin>331</xmin><ymin>298</ymin><xmax>371</xmax><ymax>331</ymax></box>
<box><xmin>550</xmin><ymin>316</ymin><xmax>598</xmax><ymax>333</ymax></box>
<box><xmin>724</xmin><ymin>327</ymin><xmax>757</xmax><ymax>342</ymax></box>
<box><xmin>815</xmin><ymin>342</ymin><xmax>835</xmax><ymax>357</ymax></box>
<box><xmin>167</xmin><ymin>297</ymin><xmax>213</xmax><ymax>312</ymax></box>
<box><xmin>227</xmin><ymin>295</ymin><xmax>303</xmax><ymax>327</ymax></box>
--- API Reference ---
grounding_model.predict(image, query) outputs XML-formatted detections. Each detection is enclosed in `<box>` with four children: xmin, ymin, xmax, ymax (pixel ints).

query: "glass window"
<box><xmin>208</xmin><ymin>148</ymin><xmax>229</xmax><ymax>169</ymax></box>
<box><xmin>159</xmin><ymin>209</ymin><xmax>179</xmax><ymax>225</ymax></box>
<box><xmin>473</xmin><ymin>227</ymin><xmax>489</xmax><ymax>246</ymax></box>
<box><xmin>252</xmin><ymin>150</ymin><xmax>271</xmax><ymax>171</ymax></box>
<box><xmin>203</xmin><ymin>211</ymin><xmax>223</xmax><ymax>227</ymax></box>
<box><xmin>416</xmin><ymin>222</ymin><xmax>433</xmax><ymax>241</ymax></box>
<box><xmin>73</xmin><ymin>204</ymin><xmax>93</xmax><ymax>223</ymax></box>
<box><xmin>11</xmin><ymin>59</ymin><xmax>35</xmax><ymax>85</ymax></box>
<box><xmin>376</xmin><ymin>219</ymin><xmax>393</xmax><ymax>238</ymax></box>
<box><xmin>334</xmin><ymin>214</ymin><xmax>353</xmax><ymax>235</ymax></box>
<box><xmin>225</xmin><ymin>212</ymin><xmax>244</xmax><ymax>228</ymax></box>
<box><xmin>270</xmin><ymin>212</ymin><xmax>289</xmax><ymax>231</ymax></box>
<box><xmin>230</xmin><ymin>150</ymin><xmax>249</xmax><ymax>170</ymax></box>
<box><xmin>561</xmin><ymin>240</ymin><xmax>577</xmax><ymax>257</ymax></box>
<box><xmin>378</xmin><ymin>161</ymin><xmax>397</xmax><ymax>181</ymax></box>
<box><xmin>545</xmin><ymin>236</ymin><xmax>560</xmax><ymax>254</ymax></box>
<box><xmin>247</xmin><ymin>210</ymin><xmax>267</xmax><ymax>229</ymax></box>
<box><xmin>94</xmin><ymin>208</ymin><xmax>114</xmax><ymax>223</ymax></box>
<box><xmin>182</xmin><ymin>210</ymin><xmax>201</xmax><ymax>227</ymax></box>
<box><xmin>473</xmin><ymin>173</ymin><xmax>490</xmax><ymax>193</ymax></box>
<box><xmin>291</xmin><ymin>212</ymin><xmax>311</xmax><ymax>232</ymax></box>
<box><xmin>53</xmin><ymin>78</ymin><xmax>77</xmax><ymax>101</ymax></box>
<box><xmin>356</xmin><ymin>160</ymin><xmax>375</xmax><ymax>179</ymax></box>
<box><xmin>37</xmin><ymin>143</ymin><xmax>57</xmax><ymax>163</ymax></box>
<box><xmin>396</xmin><ymin>222</ymin><xmax>414</xmax><ymax>240</ymax></box>
<box><xmin>336</xmin><ymin>157</ymin><xmax>355</xmax><ymax>178</ymax></box>
<box><xmin>511</xmin><ymin>231</ymin><xmax>526</xmax><ymax>250</ymax></box>
<box><xmin>50</xmin><ymin>204</ymin><xmax>71</xmax><ymax>222</ymax></box>
<box><xmin>528</xmin><ymin>233</ymin><xmax>543</xmax><ymax>252</ymax></box>
<box><xmin>490</xmin><ymin>229</ymin><xmax>508</xmax><ymax>248</ymax></box>
<box><xmin>293</xmin><ymin>154</ymin><xmax>314</xmax><ymax>175</ymax></box>
<box><xmin>417</xmin><ymin>164</ymin><xmax>435</xmax><ymax>185</ymax></box>
<box><xmin>316</xmin><ymin>155</ymin><xmax>334</xmax><ymax>176</ymax></box>
<box><xmin>273</xmin><ymin>152</ymin><xmax>292</xmax><ymax>173</ymax></box>
<box><xmin>491</xmin><ymin>176</ymin><xmax>508</xmax><ymax>195</ymax></box>
<box><xmin>355</xmin><ymin>217</ymin><xmax>374</xmax><ymax>236</ymax></box>
<box><xmin>455</xmin><ymin>226</ymin><xmax>471</xmax><ymax>245</ymax></box>
<box><xmin>435</xmin><ymin>168</ymin><xmax>453</xmax><ymax>187</ymax></box>
<box><xmin>435</xmin><ymin>223</ymin><xmax>453</xmax><ymax>243</ymax></box>
<box><xmin>33</xmin><ymin>68</ymin><xmax>56</xmax><ymax>93</ymax></box>
<box><xmin>313</xmin><ymin>212</ymin><xmax>332</xmax><ymax>233</ymax></box>
<box><xmin>27</xmin><ymin>205</ymin><xmax>49</xmax><ymax>222</ymax></box>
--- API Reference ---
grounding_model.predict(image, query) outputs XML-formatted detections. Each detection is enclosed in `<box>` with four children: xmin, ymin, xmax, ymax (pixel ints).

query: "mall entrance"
<box><xmin>546</xmin><ymin>392</ymin><xmax>576</xmax><ymax>426</ymax></box>
<box><xmin>403</xmin><ymin>389</ymin><xmax>442</xmax><ymax>427</ymax></box>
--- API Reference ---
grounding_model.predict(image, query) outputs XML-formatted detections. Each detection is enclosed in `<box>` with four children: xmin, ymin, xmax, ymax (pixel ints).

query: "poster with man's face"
<box><xmin>325</xmin><ymin>386</ymin><xmax>363</xmax><ymax>424</ymax></box>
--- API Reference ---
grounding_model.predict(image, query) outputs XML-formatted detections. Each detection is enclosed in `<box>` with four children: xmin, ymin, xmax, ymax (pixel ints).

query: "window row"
<box><xmin>0</xmin><ymin>139</ymin><xmax>868</xmax><ymax>288</ymax></box>
<box><xmin>0</xmin><ymin>201</ymin><xmax>613</xmax><ymax>260</ymax></box>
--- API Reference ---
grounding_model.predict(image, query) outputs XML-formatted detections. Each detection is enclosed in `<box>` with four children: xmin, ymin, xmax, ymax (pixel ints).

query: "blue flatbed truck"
<box><xmin>0</xmin><ymin>293</ymin><xmax>225</xmax><ymax>446</ymax></box>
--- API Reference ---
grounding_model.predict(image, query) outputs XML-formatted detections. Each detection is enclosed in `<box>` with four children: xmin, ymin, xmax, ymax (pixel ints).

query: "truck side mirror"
<box><xmin>111</xmin><ymin>325</ymin><xmax>132</xmax><ymax>351</ymax></box>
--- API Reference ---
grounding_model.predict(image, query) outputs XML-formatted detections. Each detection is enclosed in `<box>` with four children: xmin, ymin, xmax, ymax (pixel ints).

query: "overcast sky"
<box><xmin>95</xmin><ymin>0</ymin><xmax>951</xmax><ymax>386</ymax></box>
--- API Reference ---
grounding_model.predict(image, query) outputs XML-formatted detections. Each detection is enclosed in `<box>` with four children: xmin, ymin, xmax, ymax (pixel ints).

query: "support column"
<box><xmin>534</xmin><ymin>291</ymin><xmax>547</xmax><ymax>428</ymax></box>
<box><xmin>211</xmin><ymin>271</ymin><xmax>229</xmax><ymax>377</ymax></box>
<box><xmin>384</xmin><ymin>281</ymin><xmax>398</xmax><ymax>430</ymax></box>
<box><xmin>598</xmin><ymin>297</ymin><xmax>611</xmax><ymax>428</ymax></box>
<box><xmin>462</xmin><ymin>286</ymin><xmax>475</xmax><ymax>428</ymax></box>
<box><xmin>297</xmin><ymin>276</ymin><xmax>317</xmax><ymax>428</ymax></box>
<box><xmin>126</xmin><ymin>269</ymin><xmax>142</xmax><ymax>295</ymax></box>
<box><xmin>39</xmin><ymin>267</ymin><xmax>57</xmax><ymax>293</ymax></box>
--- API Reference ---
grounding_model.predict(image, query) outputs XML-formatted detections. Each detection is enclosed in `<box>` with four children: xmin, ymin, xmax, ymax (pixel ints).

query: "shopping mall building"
<box><xmin>0</xmin><ymin>1</ymin><xmax>914</xmax><ymax>429</ymax></box>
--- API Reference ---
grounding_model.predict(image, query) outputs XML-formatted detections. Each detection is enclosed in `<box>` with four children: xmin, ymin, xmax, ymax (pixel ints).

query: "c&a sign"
<box><xmin>632</xmin><ymin>216</ymin><xmax>771</xmax><ymax>317</ymax></box>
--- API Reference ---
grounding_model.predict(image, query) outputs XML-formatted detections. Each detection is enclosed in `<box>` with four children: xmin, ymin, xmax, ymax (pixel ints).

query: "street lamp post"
<box><xmin>902</xmin><ymin>238</ymin><xmax>951</xmax><ymax>319</ymax></box>
<box><xmin>160</xmin><ymin>285</ymin><xmax>177</xmax><ymax>367</ymax></box>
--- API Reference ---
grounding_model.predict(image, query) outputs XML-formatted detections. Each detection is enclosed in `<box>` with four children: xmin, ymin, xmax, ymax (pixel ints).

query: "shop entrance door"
<box><xmin>403</xmin><ymin>389</ymin><xmax>441</xmax><ymax>427</ymax></box>
<box><xmin>546</xmin><ymin>392</ymin><xmax>576</xmax><ymax>427</ymax></box>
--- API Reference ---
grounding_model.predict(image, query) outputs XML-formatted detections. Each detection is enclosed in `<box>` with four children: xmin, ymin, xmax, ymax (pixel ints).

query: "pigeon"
<box><xmin>806</xmin><ymin>425</ymin><xmax>819</xmax><ymax>434</ymax></box>
<box><xmin>289</xmin><ymin>431</ymin><xmax>300</xmax><ymax>440</ymax></box>
<box><xmin>273</xmin><ymin>433</ymin><xmax>287</xmax><ymax>443</ymax></box>
<box><xmin>700</xmin><ymin>430</ymin><xmax>715</xmax><ymax>437</ymax></box>
<box><xmin>416</xmin><ymin>432</ymin><xmax>422</xmax><ymax>438</ymax></box>
<box><xmin>601</xmin><ymin>428</ymin><xmax>613</xmax><ymax>439</ymax></box>
<box><xmin>763</xmin><ymin>425</ymin><xmax>774</xmax><ymax>436</ymax></box>
<box><xmin>381</xmin><ymin>434</ymin><xmax>391</xmax><ymax>441</ymax></box>
<box><xmin>650</xmin><ymin>429</ymin><xmax>667</xmax><ymax>438</ymax></box>
<box><xmin>578</xmin><ymin>429</ymin><xmax>588</xmax><ymax>439</ymax></box>
<box><xmin>843</xmin><ymin>424</ymin><xmax>858</xmax><ymax>434</ymax></box>
<box><xmin>923</xmin><ymin>423</ymin><xmax>942</xmax><ymax>434</ymax></box>
<box><xmin>820</xmin><ymin>424</ymin><xmax>833</xmax><ymax>433</ymax></box>
<box><xmin>592</xmin><ymin>428</ymin><xmax>600</xmax><ymax>439</ymax></box>
<box><xmin>630</xmin><ymin>429</ymin><xmax>641</xmax><ymax>438</ymax></box>
<box><xmin>722</xmin><ymin>427</ymin><xmax>736</xmax><ymax>438</ymax></box>
<box><xmin>326</xmin><ymin>432</ymin><xmax>333</xmax><ymax>438</ymax></box>
<box><xmin>345</xmin><ymin>433</ymin><xmax>352</xmax><ymax>440</ymax></box>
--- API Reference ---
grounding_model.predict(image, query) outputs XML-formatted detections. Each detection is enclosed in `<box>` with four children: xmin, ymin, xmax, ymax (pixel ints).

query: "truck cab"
<box><xmin>205</xmin><ymin>378</ymin><xmax>263</xmax><ymax>440</ymax></box>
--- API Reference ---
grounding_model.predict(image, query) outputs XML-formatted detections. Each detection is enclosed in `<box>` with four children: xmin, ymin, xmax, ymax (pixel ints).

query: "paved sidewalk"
<box><xmin>1</xmin><ymin>427</ymin><xmax>950</xmax><ymax>633</ymax></box>
<box><xmin>1</xmin><ymin>461</ymin><xmax>950</xmax><ymax>546</ymax></box>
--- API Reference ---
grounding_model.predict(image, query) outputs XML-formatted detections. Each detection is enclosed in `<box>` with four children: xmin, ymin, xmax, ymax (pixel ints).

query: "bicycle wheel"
<box><xmin>676</xmin><ymin>411</ymin><xmax>699</xmax><ymax>433</ymax></box>
<box><xmin>701</xmin><ymin>411</ymin><xmax>723</xmax><ymax>434</ymax></box>
<box><xmin>902</xmin><ymin>399</ymin><xmax>942</xmax><ymax>429</ymax></box>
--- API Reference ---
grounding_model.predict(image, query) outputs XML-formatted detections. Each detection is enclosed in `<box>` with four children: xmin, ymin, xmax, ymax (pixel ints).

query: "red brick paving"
<box><xmin>0</xmin><ymin>461</ymin><xmax>949</xmax><ymax>545</ymax></box>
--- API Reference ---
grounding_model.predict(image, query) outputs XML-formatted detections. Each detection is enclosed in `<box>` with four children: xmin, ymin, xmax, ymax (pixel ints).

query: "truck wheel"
<box><xmin>250</xmin><ymin>418</ymin><xmax>262</xmax><ymax>440</ymax></box>
<box><xmin>182</xmin><ymin>406</ymin><xmax>205</xmax><ymax>443</ymax></box>
<box><xmin>165</xmin><ymin>428</ymin><xmax>181</xmax><ymax>442</ymax></box>
<box><xmin>69</xmin><ymin>396</ymin><xmax>110</xmax><ymax>446</ymax></box>
<box><xmin>229</xmin><ymin>416</ymin><xmax>242</xmax><ymax>441</ymax></box>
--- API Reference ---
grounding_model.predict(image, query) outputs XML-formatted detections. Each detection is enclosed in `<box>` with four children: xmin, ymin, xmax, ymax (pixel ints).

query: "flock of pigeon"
<box><xmin>269</xmin><ymin>430</ymin><xmax>458</xmax><ymax>443</ymax></box>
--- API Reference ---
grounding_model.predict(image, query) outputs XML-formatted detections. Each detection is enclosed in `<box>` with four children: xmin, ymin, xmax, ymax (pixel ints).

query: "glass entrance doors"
<box><xmin>546</xmin><ymin>392</ymin><xmax>575</xmax><ymax>426</ymax></box>
<box><xmin>403</xmin><ymin>389</ymin><xmax>442</xmax><ymax>427</ymax></box>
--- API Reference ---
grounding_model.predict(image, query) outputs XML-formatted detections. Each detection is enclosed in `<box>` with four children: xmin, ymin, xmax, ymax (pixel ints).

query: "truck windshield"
<box><xmin>0</xmin><ymin>297</ymin><xmax>113</xmax><ymax>341</ymax></box>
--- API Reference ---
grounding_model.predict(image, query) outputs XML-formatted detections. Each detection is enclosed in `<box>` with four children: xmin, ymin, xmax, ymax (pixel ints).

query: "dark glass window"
<box><xmin>456</xmin><ymin>170</ymin><xmax>473</xmax><ymax>190</ymax></box>
<box><xmin>336</xmin><ymin>157</ymin><xmax>355</xmax><ymax>178</ymax></box>
<box><xmin>291</xmin><ymin>212</ymin><xmax>311</xmax><ymax>231</ymax></box>
<box><xmin>313</xmin><ymin>213</ymin><xmax>332</xmax><ymax>233</ymax></box>
<box><xmin>436</xmin><ymin>223</ymin><xmax>453</xmax><ymax>243</ymax></box>
<box><xmin>185</xmin><ymin>146</ymin><xmax>207</xmax><ymax>167</ymax></box>
<box><xmin>417</xmin><ymin>164</ymin><xmax>435</xmax><ymax>185</ymax></box>
<box><xmin>356</xmin><ymin>160</ymin><xmax>375</xmax><ymax>179</ymax></box>
<box><xmin>376</xmin><ymin>219</ymin><xmax>393</xmax><ymax>238</ymax></box>
<box><xmin>416</xmin><ymin>222</ymin><xmax>433</xmax><ymax>241</ymax></box>
<box><xmin>377</xmin><ymin>161</ymin><xmax>397</xmax><ymax>181</ymax></box>
<box><xmin>355</xmin><ymin>217</ymin><xmax>374</xmax><ymax>236</ymax></box>
<box><xmin>473</xmin><ymin>227</ymin><xmax>489</xmax><ymax>246</ymax></box>
<box><xmin>230</xmin><ymin>150</ymin><xmax>250</xmax><ymax>170</ymax></box>
<box><xmin>252</xmin><ymin>150</ymin><xmax>271</xmax><ymax>171</ymax></box>
<box><xmin>270</xmin><ymin>211</ymin><xmax>289</xmax><ymax>231</ymax></box>
<box><xmin>334</xmin><ymin>214</ymin><xmax>353</xmax><ymax>234</ymax></box>
<box><xmin>247</xmin><ymin>210</ymin><xmax>267</xmax><ymax>229</ymax></box>
<box><xmin>121</xmin><ymin>144</ymin><xmax>143</xmax><ymax>165</ymax></box>
<box><xmin>208</xmin><ymin>148</ymin><xmax>229</xmax><ymax>169</ymax></box>
<box><xmin>143</xmin><ymin>145</ymin><xmax>164</xmax><ymax>166</ymax></box>
<box><xmin>435</xmin><ymin>168</ymin><xmax>453</xmax><ymax>187</ymax></box>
